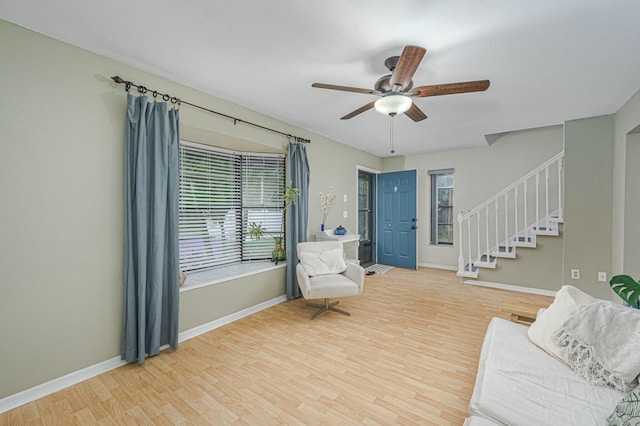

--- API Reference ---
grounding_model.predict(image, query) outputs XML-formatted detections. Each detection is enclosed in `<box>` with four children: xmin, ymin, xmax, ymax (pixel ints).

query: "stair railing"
<box><xmin>457</xmin><ymin>152</ymin><xmax>564</xmax><ymax>277</ymax></box>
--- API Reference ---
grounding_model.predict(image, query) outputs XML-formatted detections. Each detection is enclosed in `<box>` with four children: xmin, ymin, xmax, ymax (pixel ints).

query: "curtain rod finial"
<box><xmin>111</xmin><ymin>76</ymin><xmax>125</xmax><ymax>84</ymax></box>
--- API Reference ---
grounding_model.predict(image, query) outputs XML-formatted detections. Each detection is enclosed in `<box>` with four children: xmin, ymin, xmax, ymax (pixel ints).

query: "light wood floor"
<box><xmin>2</xmin><ymin>268</ymin><xmax>553</xmax><ymax>425</ymax></box>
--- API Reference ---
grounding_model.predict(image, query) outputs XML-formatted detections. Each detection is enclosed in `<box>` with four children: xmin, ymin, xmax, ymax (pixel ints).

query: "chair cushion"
<box><xmin>298</xmin><ymin>248</ymin><xmax>347</xmax><ymax>276</ymax></box>
<box><xmin>306</xmin><ymin>274</ymin><xmax>360</xmax><ymax>299</ymax></box>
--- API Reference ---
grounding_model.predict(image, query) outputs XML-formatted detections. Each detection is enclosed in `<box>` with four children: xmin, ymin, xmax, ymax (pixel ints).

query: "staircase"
<box><xmin>457</xmin><ymin>152</ymin><xmax>564</xmax><ymax>279</ymax></box>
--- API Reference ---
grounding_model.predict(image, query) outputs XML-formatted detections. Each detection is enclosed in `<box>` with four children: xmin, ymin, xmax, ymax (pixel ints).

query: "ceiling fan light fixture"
<box><xmin>374</xmin><ymin>95</ymin><xmax>412</xmax><ymax>117</ymax></box>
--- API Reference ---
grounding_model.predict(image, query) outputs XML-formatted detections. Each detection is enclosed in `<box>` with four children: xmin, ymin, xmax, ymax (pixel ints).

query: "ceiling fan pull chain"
<box><xmin>390</xmin><ymin>116</ymin><xmax>395</xmax><ymax>154</ymax></box>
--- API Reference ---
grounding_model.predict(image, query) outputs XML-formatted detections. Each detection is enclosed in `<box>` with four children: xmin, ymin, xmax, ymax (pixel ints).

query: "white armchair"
<box><xmin>296</xmin><ymin>241</ymin><xmax>365</xmax><ymax>319</ymax></box>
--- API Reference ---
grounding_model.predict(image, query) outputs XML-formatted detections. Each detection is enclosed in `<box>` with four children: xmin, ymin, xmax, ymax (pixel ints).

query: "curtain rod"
<box><xmin>111</xmin><ymin>76</ymin><xmax>311</xmax><ymax>144</ymax></box>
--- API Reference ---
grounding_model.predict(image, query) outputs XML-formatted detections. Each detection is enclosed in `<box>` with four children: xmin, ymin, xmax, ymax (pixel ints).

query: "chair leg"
<box><xmin>305</xmin><ymin>298</ymin><xmax>350</xmax><ymax>319</ymax></box>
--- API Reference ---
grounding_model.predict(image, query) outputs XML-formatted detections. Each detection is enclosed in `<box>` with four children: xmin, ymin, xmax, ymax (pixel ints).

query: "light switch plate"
<box><xmin>343</xmin><ymin>211</ymin><xmax>348</xmax><ymax>218</ymax></box>
<box><xmin>598</xmin><ymin>272</ymin><xmax>607</xmax><ymax>282</ymax></box>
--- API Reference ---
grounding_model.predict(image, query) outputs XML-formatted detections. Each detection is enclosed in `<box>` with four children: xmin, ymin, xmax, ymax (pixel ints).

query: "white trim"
<box><xmin>178</xmin><ymin>294</ymin><xmax>286</xmax><ymax>342</ymax></box>
<box><xmin>180</xmin><ymin>262</ymin><xmax>286</xmax><ymax>292</ymax></box>
<box><xmin>462</xmin><ymin>279</ymin><xmax>557</xmax><ymax>297</ymax></box>
<box><xmin>0</xmin><ymin>356</ymin><xmax>127</xmax><ymax>414</ymax></box>
<box><xmin>0</xmin><ymin>294</ymin><xmax>287</xmax><ymax>414</ymax></box>
<box><xmin>419</xmin><ymin>263</ymin><xmax>458</xmax><ymax>271</ymax></box>
<box><xmin>356</xmin><ymin>164</ymin><xmax>381</xmax><ymax>174</ymax></box>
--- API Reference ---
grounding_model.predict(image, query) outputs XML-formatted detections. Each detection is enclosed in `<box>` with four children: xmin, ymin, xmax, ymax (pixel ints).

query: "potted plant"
<box><xmin>609</xmin><ymin>274</ymin><xmax>640</xmax><ymax>308</ymax></box>
<box><xmin>248</xmin><ymin>181</ymin><xmax>299</xmax><ymax>262</ymax></box>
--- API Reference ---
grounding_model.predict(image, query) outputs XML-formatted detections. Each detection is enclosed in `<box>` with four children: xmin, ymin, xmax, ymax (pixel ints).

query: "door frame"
<box><xmin>356</xmin><ymin>165</ymin><xmax>380</xmax><ymax>264</ymax></box>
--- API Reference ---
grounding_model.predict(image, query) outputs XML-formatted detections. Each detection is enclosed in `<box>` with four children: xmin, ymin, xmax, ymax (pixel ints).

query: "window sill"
<box><xmin>180</xmin><ymin>261</ymin><xmax>287</xmax><ymax>293</ymax></box>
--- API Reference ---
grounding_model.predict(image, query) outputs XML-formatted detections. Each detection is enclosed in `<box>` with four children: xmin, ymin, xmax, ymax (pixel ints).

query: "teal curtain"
<box><xmin>286</xmin><ymin>140</ymin><xmax>309</xmax><ymax>299</ymax></box>
<box><xmin>122</xmin><ymin>94</ymin><xmax>180</xmax><ymax>364</ymax></box>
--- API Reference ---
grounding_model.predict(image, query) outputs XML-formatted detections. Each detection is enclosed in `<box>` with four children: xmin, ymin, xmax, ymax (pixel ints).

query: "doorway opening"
<box><xmin>358</xmin><ymin>170</ymin><xmax>375</xmax><ymax>267</ymax></box>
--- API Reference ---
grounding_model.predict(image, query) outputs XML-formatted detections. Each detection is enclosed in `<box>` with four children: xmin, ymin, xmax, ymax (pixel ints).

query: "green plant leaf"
<box><xmin>609</xmin><ymin>274</ymin><xmax>640</xmax><ymax>308</ymax></box>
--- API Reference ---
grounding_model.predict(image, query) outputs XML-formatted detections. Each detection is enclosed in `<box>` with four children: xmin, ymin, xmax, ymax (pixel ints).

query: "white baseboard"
<box><xmin>178</xmin><ymin>295</ymin><xmax>287</xmax><ymax>342</ymax></box>
<box><xmin>0</xmin><ymin>356</ymin><xmax>127</xmax><ymax>414</ymax></box>
<box><xmin>419</xmin><ymin>263</ymin><xmax>458</xmax><ymax>271</ymax></box>
<box><xmin>0</xmin><ymin>294</ymin><xmax>287</xmax><ymax>414</ymax></box>
<box><xmin>462</xmin><ymin>279</ymin><xmax>557</xmax><ymax>297</ymax></box>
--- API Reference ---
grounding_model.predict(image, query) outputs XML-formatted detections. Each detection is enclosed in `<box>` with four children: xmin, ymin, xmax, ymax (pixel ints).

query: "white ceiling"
<box><xmin>2</xmin><ymin>0</ymin><xmax>640</xmax><ymax>156</ymax></box>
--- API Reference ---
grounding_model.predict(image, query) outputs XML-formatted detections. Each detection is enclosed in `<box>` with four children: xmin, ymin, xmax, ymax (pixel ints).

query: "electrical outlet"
<box><xmin>343</xmin><ymin>211</ymin><xmax>348</xmax><ymax>218</ymax></box>
<box><xmin>598</xmin><ymin>272</ymin><xmax>607</xmax><ymax>282</ymax></box>
<box><xmin>570</xmin><ymin>269</ymin><xmax>580</xmax><ymax>280</ymax></box>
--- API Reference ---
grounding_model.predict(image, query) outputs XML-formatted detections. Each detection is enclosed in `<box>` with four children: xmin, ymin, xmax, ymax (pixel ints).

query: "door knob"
<box><xmin>410</xmin><ymin>225</ymin><xmax>417</xmax><ymax>230</ymax></box>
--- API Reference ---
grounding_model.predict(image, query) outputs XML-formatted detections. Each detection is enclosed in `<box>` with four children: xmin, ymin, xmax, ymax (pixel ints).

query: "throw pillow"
<box><xmin>554</xmin><ymin>301</ymin><xmax>640</xmax><ymax>393</ymax></box>
<box><xmin>528</xmin><ymin>285</ymin><xmax>596</xmax><ymax>360</ymax></box>
<box><xmin>299</xmin><ymin>248</ymin><xmax>347</xmax><ymax>276</ymax></box>
<box><xmin>607</xmin><ymin>385</ymin><xmax>640</xmax><ymax>426</ymax></box>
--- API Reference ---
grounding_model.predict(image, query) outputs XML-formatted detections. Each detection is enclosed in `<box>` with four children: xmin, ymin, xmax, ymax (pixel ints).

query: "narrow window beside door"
<box><xmin>429</xmin><ymin>169</ymin><xmax>454</xmax><ymax>245</ymax></box>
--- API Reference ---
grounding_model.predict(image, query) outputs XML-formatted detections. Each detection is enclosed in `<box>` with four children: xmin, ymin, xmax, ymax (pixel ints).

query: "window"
<box><xmin>179</xmin><ymin>140</ymin><xmax>285</xmax><ymax>273</ymax></box>
<box><xmin>429</xmin><ymin>169</ymin><xmax>454</xmax><ymax>245</ymax></box>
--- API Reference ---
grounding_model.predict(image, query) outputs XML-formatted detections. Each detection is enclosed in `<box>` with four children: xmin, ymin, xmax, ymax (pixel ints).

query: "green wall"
<box><xmin>612</xmin><ymin>88</ymin><xmax>640</xmax><ymax>277</ymax></box>
<box><xmin>0</xmin><ymin>19</ymin><xmax>382</xmax><ymax>399</ymax></box>
<box><xmin>563</xmin><ymin>115</ymin><xmax>614</xmax><ymax>299</ymax></box>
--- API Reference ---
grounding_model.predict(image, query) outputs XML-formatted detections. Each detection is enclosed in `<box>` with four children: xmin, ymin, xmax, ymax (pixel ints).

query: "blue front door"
<box><xmin>376</xmin><ymin>170</ymin><xmax>417</xmax><ymax>269</ymax></box>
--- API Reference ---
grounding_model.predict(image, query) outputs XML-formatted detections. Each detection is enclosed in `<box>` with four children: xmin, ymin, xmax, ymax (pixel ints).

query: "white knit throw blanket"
<box><xmin>553</xmin><ymin>301</ymin><xmax>640</xmax><ymax>393</ymax></box>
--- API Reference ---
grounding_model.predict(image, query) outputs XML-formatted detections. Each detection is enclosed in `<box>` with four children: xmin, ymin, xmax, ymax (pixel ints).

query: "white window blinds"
<box><xmin>242</xmin><ymin>154</ymin><xmax>285</xmax><ymax>260</ymax></box>
<box><xmin>179</xmin><ymin>141</ymin><xmax>285</xmax><ymax>273</ymax></box>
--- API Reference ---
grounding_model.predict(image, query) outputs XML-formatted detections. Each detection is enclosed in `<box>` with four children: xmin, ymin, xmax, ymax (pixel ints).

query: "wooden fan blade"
<box><xmin>413</xmin><ymin>80</ymin><xmax>490</xmax><ymax>97</ymax></box>
<box><xmin>312</xmin><ymin>83</ymin><xmax>381</xmax><ymax>95</ymax></box>
<box><xmin>341</xmin><ymin>102</ymin><xmax>375</xmax><ymax>120</ymax></box>
<box><xmin>389</xmin><ymin>45</ymin><xmax>426</xmax><ymax>90</ymax></box>
<box><xmin>405</xmin><ymin>103</ymin><xmax>428</xmax><ymax>122</ymax></box>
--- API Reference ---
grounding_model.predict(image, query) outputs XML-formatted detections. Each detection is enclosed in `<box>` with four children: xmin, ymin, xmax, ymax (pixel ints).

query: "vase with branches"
<box><xmin>320</xmin><ymin>186</ymin><xmax>336</xmax><ymax>231</ymax></box>
<box><xmin>248</xmin><ymin>181</ymin><xmax>299</xmax><ymax>262</ymax></box>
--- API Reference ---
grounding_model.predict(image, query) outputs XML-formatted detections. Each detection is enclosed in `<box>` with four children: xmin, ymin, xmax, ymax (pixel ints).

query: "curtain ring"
<box><xmin>125</xmin><ymin>82</ymin><xmax>131</xmax><ymax>92</ymax></box>
<box><xmin>138</xmin><ymin>85</ymin><xmax>147</xmax><ymax>94</ymax></box>
<box><xmin>170</xmin><ymin>97</ymin><xmax>178</xmax><ymax>104</ymax></box>
<box><xmin>152</xmin><ymin>90</ymin><xmax>158</xmax><ymax>98</ymax></box>
<box><xmin>162</xmin><ymin>94</ymin><xmax>170</xmax><ymax>101</ymax></box>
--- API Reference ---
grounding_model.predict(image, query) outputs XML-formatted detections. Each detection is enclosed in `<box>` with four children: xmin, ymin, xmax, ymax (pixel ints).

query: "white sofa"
<box><xmin>464</xmin><ymin>316</ymin><xmax>625</xmax><ymax>425</ymax></box>
<box><xmin>464</xmin><ymin>283</ymin><xmax>640</xmax><ymax>425</ymax></box>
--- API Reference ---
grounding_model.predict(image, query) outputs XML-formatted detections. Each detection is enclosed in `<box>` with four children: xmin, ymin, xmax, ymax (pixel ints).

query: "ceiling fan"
<box><xmin>312</xmin><ymin>45</ymin><xmax>490</xmax><ymax>122</ymax></box>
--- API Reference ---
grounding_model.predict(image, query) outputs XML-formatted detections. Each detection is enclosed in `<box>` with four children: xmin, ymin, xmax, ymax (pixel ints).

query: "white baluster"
<box><xmin>494</xmin><ymin>200</ymin><xmax>499</xmax><ymax>256</ymax></box>
<box><xmin>485</xmin><ymin>205</ymin><xmax>490</xmax><ymax>260</ymax></box>
<box><xmin>467</xmin><ymin>214</ymin><xmax>472</xmax><ymax>272</ymax></box>
<box><xmin>524</xmin><ymin>180</ymin><xmax>528</xmax><ymax>240</ymax></box>
<box><xmin>557</xmin><ymin>158</ymin><xmax>563</xmax><ymax>219</ymax></box>
<box><xmin>514</xmin><ymin>187</ymin><xmax>519</xmax><ymax>244</ymax></box>
<box><xmin>545</xmin><ymin>166</ymin><xmax>550</xmax><ymax>230</ymax></box>
<box><xmin>476</xmin><ymin>212</ymin><xmax>481</xmax><ymax>264</ymax></box>
<box><xmin>535</xmin><ymin>172</ymin><xmax>540</xmax><ymax>228</ymax></box>
<box><xmin>504</xmin><ymin>193</ymin><xmax>509</xmax><ymax>250</ymax></box>
<box><xmin>458</xmin><ymin>212</ymin><xmax>464</xmax><ymax>274</ymax></box>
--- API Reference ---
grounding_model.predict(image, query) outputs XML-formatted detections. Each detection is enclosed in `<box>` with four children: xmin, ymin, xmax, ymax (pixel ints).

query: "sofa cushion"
<box><xmin>298</xmin><ymin>248</ymin><xmax>346</xmax><ymax>276</ymax></box>
<box><xmin>607</xmin><ymin>385</ymin><xmax>640</xmax><ymax>425</ymax></box>
<box><xmin>528</xmin><ymin>285</ymin><xmax>596</xmax><ymax>360</ymax></box>
<box><xmin>470</xmin><ymin>317</ymin><xmax>624</xmax><ymax>425</ymax></box>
